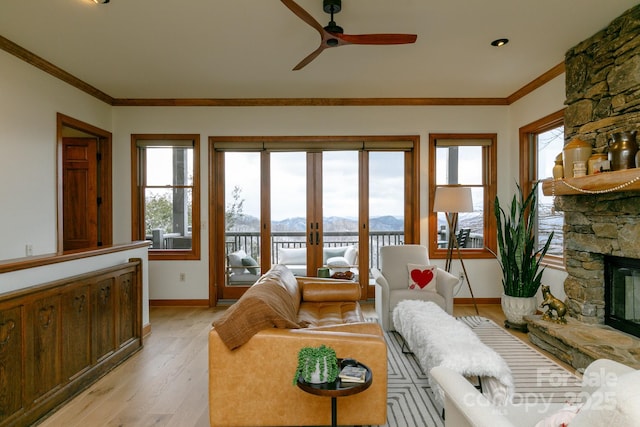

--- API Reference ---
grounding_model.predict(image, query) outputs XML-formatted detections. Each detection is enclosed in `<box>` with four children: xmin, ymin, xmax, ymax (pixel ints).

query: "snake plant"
<box><xmin>494</xmin><ymin>182</ymin><xmax>554</xmax><ymax>298</ymax></box>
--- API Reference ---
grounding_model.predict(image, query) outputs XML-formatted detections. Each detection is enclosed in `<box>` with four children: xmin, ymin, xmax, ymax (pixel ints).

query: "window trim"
<box><xmin>519</xmin><ymin>109</ymin><xmax>565</xmax><ymax>270</ymax></box>
<box><xmin>131</xmin><ymin>134</ymin><xmax>201</xmax><ymax>261</ymax></box>
<box><xmin>428</xmin><ymin>133</ymin><xmax>497</xmax><ymax>259</ymax></box>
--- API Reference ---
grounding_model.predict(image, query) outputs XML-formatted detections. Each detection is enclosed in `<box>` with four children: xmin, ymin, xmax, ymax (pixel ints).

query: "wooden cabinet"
<box><xmin>0</xmin><ymin>259</ymin><xmax>142</xmax><ymax>426</ymax></box>
<box><xmin>0</xmin><ymin>306</ymin><xmax>23</xmax><ymax>424</ymax></box>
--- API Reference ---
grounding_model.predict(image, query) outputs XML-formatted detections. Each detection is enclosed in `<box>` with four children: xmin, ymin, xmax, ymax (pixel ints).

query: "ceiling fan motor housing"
<box><xmin>323</xmin><ymin>0</ymin><xmax>341</xmax><ymax>14</ymax></box>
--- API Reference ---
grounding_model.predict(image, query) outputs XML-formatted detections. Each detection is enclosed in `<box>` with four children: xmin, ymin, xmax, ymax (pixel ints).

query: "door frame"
<box><xmin>209</xmin><ymin>135</ymin><xmax>419</xmax><ymax>306</ymax></box>
<box><xmin>56</xmin><ymin>113</ymin><xmax>112</xmax><ymax>253</ymax></box>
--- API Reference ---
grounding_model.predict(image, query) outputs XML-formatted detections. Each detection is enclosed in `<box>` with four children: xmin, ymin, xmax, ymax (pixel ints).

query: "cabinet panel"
<box><xmin>0</xmin><ymin>258</ymin><xmax>142</xmax><ymax>427</ymax></box>
<box><xmin>93</xmin><ymin>278</ymin><xmax>115</xmax><ymax>361</ymax></box>
<box><xmin>118</xmin><ymin>272</ymin><xmax>136</xmax><ymax>346</ymax></box>
<box><xmin>26</xmin><ymin>295</ymin><xmax>61</xmax><ymax>403</ymax></box>
<box><xmin>62</xmin><ymin>284</ymin><xmax>91</xmax><ymax>380</ymax></box>
<box><xmin>0</xmin><ymin>306</ymin><xmax>23</xmax><ymax>423</ymax></box>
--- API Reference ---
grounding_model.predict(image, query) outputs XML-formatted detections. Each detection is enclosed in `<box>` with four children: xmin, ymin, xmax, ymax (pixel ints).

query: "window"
<box><xmin>131</xmin><ymin>134</ymin><xmax>200</xmax><ymax>260</ymax></box>
<box><xmin>519</xmin><ymin>110</ymin><xmax>565</xmax><ymax>267</ymax></box>
<box><xmin>428</xmin><ymin>134</ymin><xmax>497</xmax><ymax>259</ymax></box>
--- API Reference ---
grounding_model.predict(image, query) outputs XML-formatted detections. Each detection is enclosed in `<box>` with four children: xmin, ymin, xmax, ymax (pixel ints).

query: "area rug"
<box><xmin>376</xmin><ymin>316</ymin><xmax>583</xmax><ymax>427</ymax></box>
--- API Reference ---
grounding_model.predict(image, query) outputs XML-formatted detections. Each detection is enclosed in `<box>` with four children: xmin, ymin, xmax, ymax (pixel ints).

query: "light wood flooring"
<box><xmin>36</xmin><ymin>303</ymin><xmax>572</xmax><ymax>426</ymax></box>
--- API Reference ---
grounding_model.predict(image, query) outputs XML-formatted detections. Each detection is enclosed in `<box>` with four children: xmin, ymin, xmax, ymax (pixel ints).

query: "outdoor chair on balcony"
<box><xmin>227</xmin><ymin>249</ymin><xmax>261</xmax><ymax>285</ymax></box>
<box><xmin>371</xmin><ymin>245</ymin><xmax>459</xmax><ymax>331</ymax></box>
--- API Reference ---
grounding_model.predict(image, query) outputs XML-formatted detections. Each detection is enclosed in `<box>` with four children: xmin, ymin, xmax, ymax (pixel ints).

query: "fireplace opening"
<box><xmin>605</xmin><ymin>255</ymin><xmax>640</xmax><ymax>339</ymax></box>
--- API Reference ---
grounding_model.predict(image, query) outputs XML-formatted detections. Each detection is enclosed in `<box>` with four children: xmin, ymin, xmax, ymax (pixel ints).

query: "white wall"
<box><xmin>0</xmin><ymin>50</ymin><xmax>112</xmax><ymax>260</ymax></box>
<box><xmin>1</xmin><ymin>46</ymin><xmax>569</xmax><ymax>303</ymax></box>
<box><xmin>509</xmin><ymin>74</ymin><xmax>568</xmax><ymax>300</ymax></box>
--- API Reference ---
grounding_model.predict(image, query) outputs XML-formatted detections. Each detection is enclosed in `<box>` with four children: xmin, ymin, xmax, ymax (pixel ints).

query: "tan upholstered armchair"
<box><xmin>371</xmin><ymin>245</ymin><xmax>459</xmax><ymax>331</ymax></box>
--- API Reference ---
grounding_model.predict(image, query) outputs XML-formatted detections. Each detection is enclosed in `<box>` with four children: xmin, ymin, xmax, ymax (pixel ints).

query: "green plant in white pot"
<box><xmin>293</xmin><ymin>344</ymin><xmax>339</xmax><ymax>385</ymax></box>
<box><xmin>494</xmin><ymin>182</ymin><xmax>553</xmax><ymax>328</ymax></box>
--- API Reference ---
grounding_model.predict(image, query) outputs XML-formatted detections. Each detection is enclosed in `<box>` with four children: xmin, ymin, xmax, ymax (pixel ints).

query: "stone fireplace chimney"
<box><xmin>557</xmin><ymin>4</ymin><xmax>640</xmax><ymax>325</ymax></box>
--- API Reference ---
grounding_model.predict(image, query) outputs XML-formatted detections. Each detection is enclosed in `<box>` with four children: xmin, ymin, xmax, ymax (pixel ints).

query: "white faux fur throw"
<box><xmin>393</xmin><ymin>300</ymin><xmax>514</xmax><ymax>411</ymax></box>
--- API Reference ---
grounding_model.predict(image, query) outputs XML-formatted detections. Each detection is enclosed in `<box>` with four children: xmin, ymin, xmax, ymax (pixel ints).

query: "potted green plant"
<box><xmin>494</xmin><ymin>182</ymin><xmax>553</xmax><ymax>327</ymax></box>
<box><xmin>292</xmin><ymin>344</ymin><xmax>339</xmax><ymax>385</ymax></box>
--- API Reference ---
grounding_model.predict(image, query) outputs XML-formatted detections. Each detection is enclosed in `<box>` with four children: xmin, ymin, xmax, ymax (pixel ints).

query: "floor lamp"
<box><xmin>433</xmin><ymin>186</ymin><xmax>479</xmax><ymax>315</ymax></box>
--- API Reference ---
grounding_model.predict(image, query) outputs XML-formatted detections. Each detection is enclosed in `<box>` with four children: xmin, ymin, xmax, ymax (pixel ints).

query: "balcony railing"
<box><xmin>225</xmin><ymin>230</ymin><xmax>404</xmax><ymax>270</ymax></box>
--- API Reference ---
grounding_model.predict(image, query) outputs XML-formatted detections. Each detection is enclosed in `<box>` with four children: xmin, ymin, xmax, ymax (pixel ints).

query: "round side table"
<box><xmin>296</xmin><ymin>361</ymin><xmax>372</xmax><ymax>427</ymax></box>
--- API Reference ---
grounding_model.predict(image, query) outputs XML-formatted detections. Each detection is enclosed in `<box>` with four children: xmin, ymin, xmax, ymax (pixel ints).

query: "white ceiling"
<box><xmin>1</xmin><ymin>0</ymin><xmax>638</xmax><ymax>100</ymax></box>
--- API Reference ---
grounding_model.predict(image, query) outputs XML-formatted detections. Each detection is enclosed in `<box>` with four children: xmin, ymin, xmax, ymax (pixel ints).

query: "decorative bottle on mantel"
<box><xmin>553</xmin><ymin>153</ymin><xmax>564</xmax><ymax>179</ymax></box>
<box><xmin>563</xmin><ymin>138</ymin><xmax>592</xmax><ymax>178</ymax></box>
<box><xmin>608</xmin><ymin>131</ymin><xmax>637</xmax><ymax>171</ymax></box>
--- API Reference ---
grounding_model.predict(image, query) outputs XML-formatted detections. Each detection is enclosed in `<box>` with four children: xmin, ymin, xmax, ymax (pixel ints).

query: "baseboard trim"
<box><xmin>454</xmin><ymin>297</ymin><xmax>501</xmax><ymax>305</ymax></box>
<box><xmin>149</xmin><ymin>299</ymin><xmax>209</xmax><ymax>307</ymax></box>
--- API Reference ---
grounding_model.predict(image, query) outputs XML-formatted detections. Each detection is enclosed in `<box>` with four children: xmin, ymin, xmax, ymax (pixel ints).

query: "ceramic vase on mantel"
<box><xmin>501</xmin><ymin>294</ymin><xmax>537</xmax><ymax>330</ymax></box>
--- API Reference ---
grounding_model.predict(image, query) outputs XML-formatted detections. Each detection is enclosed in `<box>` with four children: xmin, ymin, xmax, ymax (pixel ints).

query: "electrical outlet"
<box><xmin>25</xmin><ymin>244</ymin><xmax>33</xmax><ymax>257</ymax></box>
<box><xmin>179</xmin><ymin>272</ymin><xmax>186</xmax><ymax>282</ymax></box>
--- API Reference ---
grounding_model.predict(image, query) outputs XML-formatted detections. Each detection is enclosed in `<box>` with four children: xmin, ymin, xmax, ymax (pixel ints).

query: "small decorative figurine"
<box><xmin>540</xmin><ymin>285</ymin><xmax>567</xmax><ymax>324</ymax></box>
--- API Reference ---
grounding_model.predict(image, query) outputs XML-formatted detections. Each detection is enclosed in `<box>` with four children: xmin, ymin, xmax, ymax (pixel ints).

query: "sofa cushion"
<box><xmin>323</xmin><ymin>246</ymin><xmax>348</xmax><ymax>262</ymax></box>
<box><xmin>302</xmin><ymin>282</ymin><xmax>361</xmax><ymax>302</ymax></box>
<box><xmin>297</xmin><ymin>301</ymin><xmax>363</xmax><ymax>327</ymax></box>
<box><xmin>241</xmin><ymin>256</ymin><xmax>259</xmax><ymax>275</ymax></box>
<box><xmin>228</xmin><ymin>249</ymin><xmax>247</xmax><ymax>274</ymax></box>
<box><xmin>569</xmin><ymin>369</ymin><xmax>640</xmax><ymax>426</ymax></box>
<box><xmin>213</xmin><ymin>268</ymin><xmax>305</xmax><ymax>350</ymax></box>
<box><xmin>279</xmin><ymin>247</ymin><xmax>307</xmax><ymax>265</ymax></box>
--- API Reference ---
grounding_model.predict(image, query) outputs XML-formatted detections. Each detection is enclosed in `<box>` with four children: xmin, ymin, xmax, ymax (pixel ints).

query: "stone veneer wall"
<box><xmin>558</xmin><ymin>4</ymin><xmax>640</xmax><ymax>324</ymax></box>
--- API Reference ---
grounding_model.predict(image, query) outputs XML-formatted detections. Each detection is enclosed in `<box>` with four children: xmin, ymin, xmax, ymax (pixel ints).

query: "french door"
<box><xmin>210</xmin><ymin>136</ymin><xmax>419</xmax><ymax>303</ymax></box>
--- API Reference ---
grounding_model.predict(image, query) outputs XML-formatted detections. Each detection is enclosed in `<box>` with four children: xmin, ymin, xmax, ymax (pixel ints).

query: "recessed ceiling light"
<box><xmin>93</xmin><ymin>0</ymin><xmax>110</xmax><ymax>3</ymax></box>
<box><xmin>491</xmin><ymin>38</ymin><xmax>509</xmax><ymax>47</ymax></box>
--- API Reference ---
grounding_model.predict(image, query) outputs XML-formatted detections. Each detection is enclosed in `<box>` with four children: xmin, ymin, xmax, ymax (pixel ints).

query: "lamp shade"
<box><xmin>433</xmin><ymin>186</ymin><xmax>473</xmax><ymax>213</ymax></box>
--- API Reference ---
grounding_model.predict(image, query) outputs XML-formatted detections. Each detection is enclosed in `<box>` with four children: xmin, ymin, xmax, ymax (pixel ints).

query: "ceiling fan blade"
<box><xmin>280</xmin><ymin>0</ymin><xmax>325</xmax><ymax>35</ymax></box>
<box><xmin>336</xmin><ymin>33</ymin><xmax>417</xmax><ymax>45</ymax></box>
<box><xmin>293</xmin><ymin>45</ymin><xmax>326</xmax><ymax>70</ymax></box>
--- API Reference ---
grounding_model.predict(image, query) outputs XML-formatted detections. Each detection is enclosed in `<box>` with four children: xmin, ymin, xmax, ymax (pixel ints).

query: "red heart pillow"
<box><xmin>407</xmin><ymin>264</ymin><xmax>437</xmax><ymax>291</ymax></box>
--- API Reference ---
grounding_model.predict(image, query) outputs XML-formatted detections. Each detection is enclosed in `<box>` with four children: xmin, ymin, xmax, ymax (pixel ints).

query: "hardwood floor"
<box><xmin>36</xmin><ymin>303</ymin><xmax>572</xmax><ymax>426</ymax></box>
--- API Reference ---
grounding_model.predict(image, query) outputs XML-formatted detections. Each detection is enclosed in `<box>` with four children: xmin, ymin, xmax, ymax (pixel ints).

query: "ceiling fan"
<box><xmin>281</xmin><ymin>0</ymin><xmax>417</xmax><ymax>70</ymax></box>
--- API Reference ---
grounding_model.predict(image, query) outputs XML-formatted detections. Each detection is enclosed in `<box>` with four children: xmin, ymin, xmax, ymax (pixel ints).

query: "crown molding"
<box><xmin>1</xmin><ymin>35</ymin><xmax>563</xmax><ymax>108</ymax></box>
<box><xmin>0</xmin><ymin>35</ymin><xmax>114</xmax><ymax>105</ymax></box>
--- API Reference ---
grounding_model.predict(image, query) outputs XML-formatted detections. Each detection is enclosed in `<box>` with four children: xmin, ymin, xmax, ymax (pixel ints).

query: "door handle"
<box><xmin>309</xmin><ymin>232</ymin><xmax>314</xmax><ymax>245</ymax></box>
<box><xmin>315</xmin><ymin>231</ymin><xmax>319</xmax><ymax>245</ymax></box>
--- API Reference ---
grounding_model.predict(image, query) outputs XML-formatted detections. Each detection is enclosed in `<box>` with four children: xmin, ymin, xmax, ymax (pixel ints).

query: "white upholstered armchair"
<box><xmin>371</xmin><ymin>245</ymin><xmax>459</xmax><ymax>331</ymax></box>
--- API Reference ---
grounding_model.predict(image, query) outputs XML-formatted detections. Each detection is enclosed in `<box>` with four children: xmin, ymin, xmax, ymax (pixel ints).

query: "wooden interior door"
<box><xmin>62</xmin><ymin>137</ymin><xmax>99</xmax><ymax>251</ymax></box>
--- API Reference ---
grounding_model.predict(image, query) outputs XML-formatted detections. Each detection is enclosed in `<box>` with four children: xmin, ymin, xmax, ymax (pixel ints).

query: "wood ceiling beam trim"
<box><xmin>506</xmin><ymin>62</ymin><xmax>565</xmax><ymax>104</ymax></box>
<box><xmin>0</xmin><ymin>35</ymin><xmax>115</xmax><ymax>105</ymax></box>
<box><xmin>111</xmin><ymin>98</ymin><xmax>509</xmax><ymax>107</ymax></box>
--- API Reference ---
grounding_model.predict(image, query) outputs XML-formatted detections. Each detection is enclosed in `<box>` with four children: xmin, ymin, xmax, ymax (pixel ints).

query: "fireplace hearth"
<box><xmin>605</xmin><ymin>255</ymin><xmax>640</xmax><ymax>339</ymax></box>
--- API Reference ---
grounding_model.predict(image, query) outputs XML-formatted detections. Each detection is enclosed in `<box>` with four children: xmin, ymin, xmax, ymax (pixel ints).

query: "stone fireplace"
<box><xmin>555</xmin><ymin>192</ymin><xmax>640</xmax><ymax>326</ymax></box>
<box><xmin>525</xmin><ymin>4</ymin><xmax>640</xmax><ymax>370</ymax></box>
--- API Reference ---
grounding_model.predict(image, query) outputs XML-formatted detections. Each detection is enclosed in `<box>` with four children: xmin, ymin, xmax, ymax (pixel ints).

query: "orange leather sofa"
<box><xmin>209</xmin><ymin>264</ymin><xmax>388</xmax><ymax>426</ymax></box>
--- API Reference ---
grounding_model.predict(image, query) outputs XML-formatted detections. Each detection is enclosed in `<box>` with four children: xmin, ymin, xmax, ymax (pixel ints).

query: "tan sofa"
<box><xmin>209</xmin><ymin>264</ymin><xmax>388</xmax><ymax>427</ymax></box>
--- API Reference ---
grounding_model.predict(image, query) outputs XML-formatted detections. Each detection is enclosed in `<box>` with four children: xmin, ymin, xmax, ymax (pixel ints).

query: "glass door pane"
<box><xmin>369</xmin><ymin>152</ymin><xmax>405</xmax><ymax>272</ymax></box>
<box><xmin>322</xmin><ymin>151</ymin><xmax>359</xmax><ymax>279</ymax></box>
<box><xmin>271</xmin><ymin>152</ymin><xmax>308</xmax><ymax>276</ymax></box>
<box><xmin>224</xmin><ymin>152</ymin><xmax>261</xmax><ymax>286</ymax></box>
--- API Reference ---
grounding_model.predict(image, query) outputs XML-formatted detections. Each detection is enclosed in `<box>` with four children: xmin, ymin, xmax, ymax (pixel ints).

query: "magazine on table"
<box><xmin>339</xmin><ymin>365</ymin><xmax>367</xmax><ymax>383</ymax></box>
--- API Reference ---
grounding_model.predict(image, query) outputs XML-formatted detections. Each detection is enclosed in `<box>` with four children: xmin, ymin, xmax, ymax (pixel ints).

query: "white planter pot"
<box><xmin>307</xmin><ymin>357</ymin><xmax>331</xmax><ymax>384</ymax></box>
<box><xmin>501</xmin><ymin>293</ymin><xmax>537</xmax><ymax>326</ymax></box>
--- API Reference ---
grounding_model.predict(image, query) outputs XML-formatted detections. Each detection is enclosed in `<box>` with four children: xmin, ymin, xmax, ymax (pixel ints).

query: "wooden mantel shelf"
<box><xmin>541</xmin><ymin>168</ymin><xmax>640</xmax><ymax>196</ymax></box>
